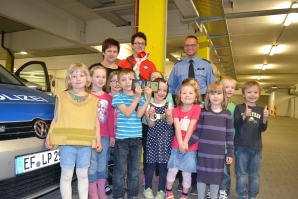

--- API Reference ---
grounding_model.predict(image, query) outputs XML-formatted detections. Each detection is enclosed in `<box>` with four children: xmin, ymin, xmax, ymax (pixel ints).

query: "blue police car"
<box><xmin>0</xmin><ymin>62</ymin><xmax>60</xmax><ymax>199</ymax></box>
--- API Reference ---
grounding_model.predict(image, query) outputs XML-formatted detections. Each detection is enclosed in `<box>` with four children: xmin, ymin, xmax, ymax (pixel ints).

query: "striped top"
<box><xmin>112</xmin><ymin>92</ymin><xmax>145</xmax><ymax>139</ymax></box>
<box><xmin>189</xmin><ymin>108</ymin><xmax>233</xmax><ymax>184</ymax></box>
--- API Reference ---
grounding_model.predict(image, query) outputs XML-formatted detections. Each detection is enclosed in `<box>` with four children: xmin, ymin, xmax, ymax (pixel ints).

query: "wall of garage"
<box><xmin>275</xmin><ymin>89</ymin><xmax>298</xmax><ymax>118</ymax></box>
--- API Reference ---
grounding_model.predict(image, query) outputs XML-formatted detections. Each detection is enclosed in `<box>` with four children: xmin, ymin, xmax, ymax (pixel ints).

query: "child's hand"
<box><xmin>226</xmin><ymin>157</ymin><xmax>233</xmax><ymax>164</ymax></box>
<box><xmin>178</xmin><ymin>143</ymin><xmax>187</xmax><ymax>154</ymax></box>
<box><xmin>109</xmin><ymin>138</ymin><xmax>115</xmax><ymax>147</ymax></box>
<box><xmin>244</xmin><ymin>104</ymin><xmax>252</xmax><ymax>118</ymax></box>
<box><xmin>45</xmin><ymin>136</ymin><xmax>53</xmax><ymax>149</ymax></box>
<box><xmin>263</xmin><ymin>105</ymin><xmax>268</xmax><ymax>119</ymax></box>
<box><xmin>135</xmin><ymin>86</ymin><xmax>142</xmax><ymax>97</ymax></box>
<box><xmin>148</xmin><ymin>106</ymin><xmax>155</xmax><ymax>117</ymax></box>
<box><xmin>96</xmin><ymin>141</ymin><xmax>103</xmax><ymax>153</ymax></box>
<box><xmin>165</xmin><ymin>109</ymin><xmax>172</xmax><ymax>117</ymax></box>
<box><xmin>183</xmin><ymin>142</ymin><xmax>189</xmax><ymax>151</ymax></box>
<box><xmin>143</xmin><ymin>86</ymin><xmax>152</xmax><ymax>99</ymax></box>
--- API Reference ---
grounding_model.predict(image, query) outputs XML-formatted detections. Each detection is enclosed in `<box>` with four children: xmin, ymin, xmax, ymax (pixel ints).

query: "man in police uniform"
<box><xmin>118</xmin><ymin>32</ymin><xmax>156</xmax><ymax>80</ymax></box>
<box><xmin>168</xmin><ymin>35</ymin><xmax>216</xmax><ymax>102</ymax></box>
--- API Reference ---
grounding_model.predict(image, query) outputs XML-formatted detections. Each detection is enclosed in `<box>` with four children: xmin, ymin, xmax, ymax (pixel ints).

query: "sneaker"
<box><xmin>176</xmin><ymin>183</ymin><xmax>183</xmax><ymax>192</ymax></box>
<box><xmin>155</xmin><ymin>190</ymin><xmax>165</xmax><ymax>199</ymax></box>
<box><xmin>190</xmin><ymin>185</ymin><xmax>198</xmax><ymax>195</ymax></box>
<box><xmin>180</xmin><ymin>193</ymin><xmax>188</xmax><ymax>199</ymax></box>
<box><xmin>142</xmin><ymin>175</ymin><xmax>146</xmax><ymax>185</ymax></box>
<box><xmin>218</xmin><ymin>190</ymin><xmax>228</xmax><ymax>199</ymax></box>
<box><xmin>166</xmin><ymin>191</ymin><xmax>174</xmax><ymax>199</ymax></box>
<box><xmin>205</xmin><ymin>188</ymin><xmax>211</xmax><ymax>199</ymax></box>
<box><xmin>105</xmin><ymin>186</ymin><xmax>112</xmax><ymax>195</ymax></box>
<box><xmin>143</xmin><ymin>188</ymin><xmax>154</xmax><ymax>199</ymax></box>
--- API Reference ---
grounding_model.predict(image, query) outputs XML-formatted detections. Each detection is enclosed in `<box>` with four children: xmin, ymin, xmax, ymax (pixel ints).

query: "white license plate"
<box><xmin>15</xmin><ymin>149</ymin><xmax>60</xmax><ymax>175</ymax></box>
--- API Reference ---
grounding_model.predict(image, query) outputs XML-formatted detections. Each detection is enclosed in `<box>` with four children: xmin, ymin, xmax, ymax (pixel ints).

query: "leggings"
<box><xmin>145</xmin><ymin>163</ymin><xmax>167</xmax><ymax>191</ymax></box>
<box><xmin>167</xmin><ymin>168</ymin><xmax>192</xmax><ymax>189</ymax></box>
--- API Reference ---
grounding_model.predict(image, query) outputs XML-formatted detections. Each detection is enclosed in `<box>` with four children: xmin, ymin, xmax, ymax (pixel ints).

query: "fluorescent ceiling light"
<box><xmin>284</xmin><ymin>3</ymin><xmax>298</xmax><ymax>26</ymax></box>
<box><xmin>269</xmin><ymin>45</ymin><xmax>278</xmax><ymax>56</ymax></box>
<box><xmin>20</xmin><ymin>51</ymin><xmax>27</xmax><ymax>54</ymax></box>
<box><xmin>262</xmin><ymin>64</ymin><xmax>267</xmax><ymax>70</ymax></box>
<box><xmin>284</xmin><ymin>14</ymin><xmax>295</xmax><ymax>26</ymax></box>
<box><xmin>257</xmin><ymin>76</ymin><xmax>261</xmax><ymax>80</ymax></box>
<box><xmin>166</xmin><ymin>58</ymin><xmax>169</xmax><ymax>61</ymax></box>
<box><xmin>292</xmin><ymin>3</ymin><xmax>298</xmax><ymax>8</ymax></box>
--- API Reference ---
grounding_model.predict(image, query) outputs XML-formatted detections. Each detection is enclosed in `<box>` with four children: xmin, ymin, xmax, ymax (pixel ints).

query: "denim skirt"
<box><xmin>167</xmin><ymin>148</ymin><xmax>197</xmax><ymax>173</ymax></box>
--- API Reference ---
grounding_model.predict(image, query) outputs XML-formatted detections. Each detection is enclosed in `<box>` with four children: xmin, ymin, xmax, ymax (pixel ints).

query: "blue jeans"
<box><xmin>219</xmin><ymin>156</ymin><xmax>231</xmax><ymax>195</ymax></box>
<box><xmin>112</xmin><ymin>138</ymin><xmax>142</xmax><ymax>199</ymax></box>
<box><xmin>88</xmin><ymin>137</ymin><xmax>110</xmax><ymax>182</ymax></box>
<box><xmin>235</xmin><ymin>147</ymin><xmax>262</xmax><ymax>199</ymax></box>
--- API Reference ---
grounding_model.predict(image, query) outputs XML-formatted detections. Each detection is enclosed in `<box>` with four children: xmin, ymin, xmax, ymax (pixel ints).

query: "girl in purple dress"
<box><xmin>188</xmin><ymin>81</ymin><xmax>234</xmax><ymax>199</ymax></box>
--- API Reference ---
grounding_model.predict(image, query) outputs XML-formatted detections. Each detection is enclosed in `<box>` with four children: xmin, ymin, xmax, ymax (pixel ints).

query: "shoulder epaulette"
<box><xmin>174</xmin><ymin>60</ymin><xmax>182</xmax><ymax>65</ymax></box>
<box><xmin>202</xmin><ymin>58</ymin><xmax>211</xmax><ymax>64</ymax></box>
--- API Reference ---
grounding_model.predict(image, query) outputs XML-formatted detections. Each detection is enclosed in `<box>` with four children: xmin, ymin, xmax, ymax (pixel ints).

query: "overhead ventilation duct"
<box><xmin>190</xmin><ymin>0</ymin><xmax>237</xmax><ymax>81</ymax></box>
<box><xmin>77</xmin><ymin>0</ymin><xmax>131</xmax><ymax>27</ymax></box>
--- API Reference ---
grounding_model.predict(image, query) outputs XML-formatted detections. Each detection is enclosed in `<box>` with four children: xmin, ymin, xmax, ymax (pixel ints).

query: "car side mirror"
<box><xmin>25</xmin><ymin>82</ymin><xmax>42</xmax><ymax>91</ymax></box>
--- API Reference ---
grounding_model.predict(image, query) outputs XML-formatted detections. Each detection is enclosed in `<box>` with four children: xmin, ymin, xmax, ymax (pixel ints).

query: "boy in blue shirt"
<box><xmin>112</xmin><ymin>68</ymin><xmax>152</xmax><ymax>199</ymax></box>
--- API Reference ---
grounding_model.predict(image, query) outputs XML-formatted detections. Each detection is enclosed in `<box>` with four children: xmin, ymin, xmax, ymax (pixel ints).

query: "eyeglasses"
<box><xmin>133</xmin><ymin>42</ymin><xmax>146</xmax><ymax>46</ymax></box>
<box><xmin>184</xmin><ymin>44</ymin><xmax>197</xmax><ymax>48</ymax></box>
<box><xmin>110</xmin><ymin>80</ymin><xmax>118</xmax><ymax>83</ymax></box>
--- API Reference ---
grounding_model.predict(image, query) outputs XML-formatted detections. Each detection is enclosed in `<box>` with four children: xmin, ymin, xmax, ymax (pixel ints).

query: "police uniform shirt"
<box><xmin>168</xmin><ymin>55</ymin><xmax>216</xmax><ymax>95</ymax></box>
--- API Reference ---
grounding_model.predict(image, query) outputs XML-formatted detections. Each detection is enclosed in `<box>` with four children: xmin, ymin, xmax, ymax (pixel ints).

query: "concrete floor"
<box><xmin>40</xmin><ymin>116</ymin><xmax>298</xmax><ymax>199</ymax></box>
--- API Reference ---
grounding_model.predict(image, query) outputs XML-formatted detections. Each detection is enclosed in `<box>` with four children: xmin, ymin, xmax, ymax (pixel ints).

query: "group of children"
<box><xmin>45</xmin><ymin>61</ymin><xmax>268</xmax><ymax>199</ymax></box>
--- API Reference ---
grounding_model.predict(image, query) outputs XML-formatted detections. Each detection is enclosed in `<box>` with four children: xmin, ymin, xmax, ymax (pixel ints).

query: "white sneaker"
<box><xmin>155</xmin><ymin>190</ymin><xmax>165</xmax><ymax>199</ymax></box>
<box><xmin>205</xmin><ymin>188</ymin><xmax>211</xmax><ymax>199</ymax></box>
<box><xmin>143</xmin><ymin>188</ymin><xmax>154</xmax><ymax>199</ymax></box>
<box><xmin>218</xmin><ymin>190</ymin><xmax>228</xmax><ymax>199</ymax></box>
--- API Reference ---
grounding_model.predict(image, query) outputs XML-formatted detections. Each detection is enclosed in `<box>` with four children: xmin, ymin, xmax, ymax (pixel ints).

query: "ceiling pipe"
<box><xmin>226</xmin><ymin>8</ymin><xmax>298</xmax><ymax>19</ymax></box>
<box><xmin>1</xmin><ymin>31</ymin><xmax>14</xmax><ymax>73</ymax></box>
<box><xmin>134</xmin><ymin>0</ymin><xmax>139</xmax><ymax>33</ymax></box>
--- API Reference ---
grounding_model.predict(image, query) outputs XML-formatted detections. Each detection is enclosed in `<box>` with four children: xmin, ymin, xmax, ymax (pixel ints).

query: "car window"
<box><xmin>0</xmin><ymin>65</ymin><xmax>23</xmax><ymax>86</ymax></box>
<box><xmin>17</xmin><ymin>64</ymin><xmax>48</xmax><ymax>91</ymax></box>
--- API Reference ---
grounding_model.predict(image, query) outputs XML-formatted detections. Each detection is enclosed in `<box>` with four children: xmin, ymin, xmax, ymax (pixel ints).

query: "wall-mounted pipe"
<box><xmin>1</xmin><ymin>31</ymin><xmax>14</xmax><ymax>73</ymax></box>
<box><xmin>134</xmin><ymin>0</ymin><xmax>139</xmax><ymax>33</ymax></box>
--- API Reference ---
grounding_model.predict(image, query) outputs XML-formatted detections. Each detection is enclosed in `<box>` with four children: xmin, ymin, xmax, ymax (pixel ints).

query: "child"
<box><xmin>105</xmin><ymin>70</ymin><xmax>121</xmax><ymax>194</ymax></box>
<box><xmin>112</xmin><ymin>68</ymin><xmax>152</xmax><ymax>199</ymax></box>
<box><xmin>45</xmin><ymin>62</ymin><xmax>102</xmax><ymax>199</ymax></box>
<box><xmin>106</xmin><ymin>71</ymin><xmax>122</xmax><ymax>97</ymax></box>
<box><xmin>165</xmin><ymin>82</ymin><xmax>201</xmax><ymax>199</ymax></box>
<box><xmin>176</xmin><ymin>77</ymin><xmax>201</xmax><ymax>196</ymax></box>
<box><xmin>88</xmin><ymin>66</ymin><xmax>115</xmax><ymax>199</ymax></box>
<box><xmin>143</xmin><ymin>78</ymin><xmax>174</xmax><ymax>199</ymax></box>
<box><xmin>188</xmin><ymin>81</ymin><xmax>234</xmax><ymax>199</ymax></box>
<box><xmin>218</xmin><ymin>76</ymin><xmax>237</xmax><ymax>199</ymax></box>
<box><xmin>234</xmin><ymin>81</ymin><xmax>268</xmax><ymax>199</ymax></box>
<box><xmin>141</xmin><ymin>71</ymin><xmax>173</xmax><ymax>185</ymax></box>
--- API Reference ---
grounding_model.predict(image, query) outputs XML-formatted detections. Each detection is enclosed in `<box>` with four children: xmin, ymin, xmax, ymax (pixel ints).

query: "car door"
<box><xmin>15</xmin><ymin>61</ymin><xmax>52</xmax><ymax>95</ymax></box>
